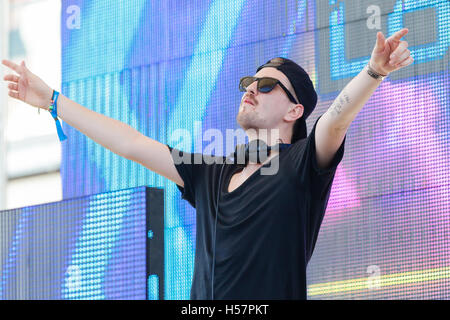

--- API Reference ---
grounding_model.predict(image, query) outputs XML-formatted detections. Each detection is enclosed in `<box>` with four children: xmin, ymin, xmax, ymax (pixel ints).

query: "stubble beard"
<box><xmin>236</xmin><ymin>103</ymin><xmax>261</xmax><ymax>131</ymax></box>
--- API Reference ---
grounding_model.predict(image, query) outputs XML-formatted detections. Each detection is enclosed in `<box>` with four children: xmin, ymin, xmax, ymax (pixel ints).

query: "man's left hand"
<box><xmin>369</xmin><ymin>28</ymin><xmax>414</xmax><ymax>76</ymax></box>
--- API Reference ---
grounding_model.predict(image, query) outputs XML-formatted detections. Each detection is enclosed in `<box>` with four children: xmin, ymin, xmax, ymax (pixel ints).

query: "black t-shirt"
<box><xmin>167</xmin><ymin>115</ymin><xmax>346</xmax><ymax>300</ymax></box>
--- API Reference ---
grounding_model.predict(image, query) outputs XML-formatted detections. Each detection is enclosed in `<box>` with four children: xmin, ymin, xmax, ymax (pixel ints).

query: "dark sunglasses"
<box><xmin>239</xmin><ymin>76</ymin><xmax>299</xmax><ymax>104</ymax></box>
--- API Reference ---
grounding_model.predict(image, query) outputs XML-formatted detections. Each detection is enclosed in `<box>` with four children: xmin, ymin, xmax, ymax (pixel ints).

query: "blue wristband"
<box><xmin>49</xmin><ymin>90</ymin><xmax>67</xmax><ymax>141</ymax></box>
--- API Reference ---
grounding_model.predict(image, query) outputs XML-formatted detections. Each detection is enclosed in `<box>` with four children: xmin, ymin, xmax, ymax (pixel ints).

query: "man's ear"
<box><xmin>284</xmin><ymin>104</ymin><xmax>304</xmax><ymax>122</ymax></box>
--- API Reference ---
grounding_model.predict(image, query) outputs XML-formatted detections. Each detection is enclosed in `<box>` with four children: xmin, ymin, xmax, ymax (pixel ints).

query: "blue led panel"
<box><xmin>0</xmin><ymin>186</ymin><xmax>164</xmax><ymax>300</ymax></box>
<box><xmin>60</xmin><ymin>0</ymin><xmax>449</xmax><ymax>299</ymax></box>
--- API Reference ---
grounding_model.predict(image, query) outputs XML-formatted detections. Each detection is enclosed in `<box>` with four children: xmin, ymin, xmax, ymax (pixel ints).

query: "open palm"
<box><xmin>2</xmin><ymin>59</ymin><xmax>53</xmax><ymax>109</ymax></box>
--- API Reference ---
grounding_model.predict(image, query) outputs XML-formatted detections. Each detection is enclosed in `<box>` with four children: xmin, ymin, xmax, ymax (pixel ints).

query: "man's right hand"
<box><xmin>2</xmin><ymin>59</ymin><xmax>53</xmax><ymax>110</ymax></box>
<box><xmin>2</xmin><ymin>59</ymin><xmax>185</xmax><ymax>188</ymax></box>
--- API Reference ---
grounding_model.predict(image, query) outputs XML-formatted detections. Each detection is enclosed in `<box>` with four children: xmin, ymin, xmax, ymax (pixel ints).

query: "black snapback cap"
<box><xmin>256</xmin><ymin>57</ymin><xmax>317</xmax><ymax>141</ymax></box>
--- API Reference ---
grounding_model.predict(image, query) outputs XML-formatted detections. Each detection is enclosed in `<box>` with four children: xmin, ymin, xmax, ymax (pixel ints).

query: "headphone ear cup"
<box><xmin>247</xmin><ymin>139</ymin><xmax>270</xmax><ymax>163</ymax></box>
<box><xmin>234</xmin><ymin>144</ymin><xmax>247</xmax><ymax>166</ymax></box>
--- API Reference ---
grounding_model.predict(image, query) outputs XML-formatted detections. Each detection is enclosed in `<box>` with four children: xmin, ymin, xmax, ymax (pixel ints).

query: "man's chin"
<box><xmin>236</xmin><ymin>116</ymin><xmax>246</xmax><ymax>129</ymax></box>
<box><xmin>237</xmin><ymin>116</ymin><xmax>253</xmax><ymax>131</ymax></box>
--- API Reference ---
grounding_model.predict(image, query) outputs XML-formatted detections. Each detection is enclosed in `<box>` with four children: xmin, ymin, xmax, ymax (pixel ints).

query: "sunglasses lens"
<box><xmin>239</xmin><ymin>77</ymin><xmax>277</xmax><ymax>93</ymax></box>
<box><xmin>258</xmin><ymin>78</ymin><xmax>277</xmax><ymax>93</ymax></box>
<box><xmin>239</xmin><ymin>77</ymin><xmax>255</xmax><ymax>92</ymax></box>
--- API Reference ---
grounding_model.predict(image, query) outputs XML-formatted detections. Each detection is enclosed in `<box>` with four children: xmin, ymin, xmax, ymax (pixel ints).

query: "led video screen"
<box><xmin>0</xmin><ymin>186</ymin><xmax>164</xmax><ymax>299</ymax></box>
<box><xmin>60</xmin><ymin>0</ymin><xmax>449</xmax><ymax>299</ymax></box>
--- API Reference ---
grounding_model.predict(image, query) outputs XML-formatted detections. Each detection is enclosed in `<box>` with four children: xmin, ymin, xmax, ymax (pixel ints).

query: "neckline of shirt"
<box><xmin>221</xmin><ymin>153</ymin><xmax>281</xmax><ymax>195</ymax></box>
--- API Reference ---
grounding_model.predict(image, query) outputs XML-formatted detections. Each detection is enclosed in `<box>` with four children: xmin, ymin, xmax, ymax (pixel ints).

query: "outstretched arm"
<box><xmin>314</xmin><ymin>28</ymin><xmax>413</xmax><ymax>169</ymax></box>
<box><xmin>2</xmin><ymin>59</ymin><xmax>184</xmax><ymax>187</ymax></box>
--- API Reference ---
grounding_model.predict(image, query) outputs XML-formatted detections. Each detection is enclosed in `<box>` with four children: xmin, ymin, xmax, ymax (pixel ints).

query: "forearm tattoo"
<box><xmin>329</xmin><ymin>91</ymin><xmax>350</xmax><ymax>118</ymax></box>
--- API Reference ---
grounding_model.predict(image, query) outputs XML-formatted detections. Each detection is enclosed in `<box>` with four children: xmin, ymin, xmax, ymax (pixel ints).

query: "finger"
<box><xmin>1</xmin><ymin>59</ymin><xmax>22</xmax><ymax>74</ymax></box>
<box><xmin>397</xmin><ymin>56</ymin><xmax>414</xmax><ymax>67</ymax></box>
<box><xmin>375</xmin><ymin>31</ymin><xmax>386</xmax><ymax>52</ymax></box>
<box><xmin>392</xmin><ymin>40</ymin><xmax>408</xmax><ymax>54</ymax></box>
<box><xmin>7</xmin><ymin>82</ymin><xmax>18</xmax><ymax>91</ymax></box>
<box><xmin>395</xmin><ymin>48</ymin><xmax>410</xmax><ymax>64</ymax></box>
<box><xmin>388</xmin><ymin>28</ymin><xmax>408</xmax><ymax>42</ymax></box>
<box><xmin>21</xmin><ymin>60</ymin><xmax>28</xmax><ymax>70</ymax></box>
<box><xmin>8</xmin><ymin>91</ymin><xmax>20</xmax><ymax>99</ymax></box>
<box><xmin>391</xmin><ymin>46</ymin><xmax>410</xmax><ymax>65</ymax></box>
<box><xmin>390</xmin><ymin>41</ymin><xmax>408</xmax><ymax>62</ymax></box>
<box><xmin>3</xmin><ymin>74</ymin><xmax>20</xmax><ymax>82</ymax></box>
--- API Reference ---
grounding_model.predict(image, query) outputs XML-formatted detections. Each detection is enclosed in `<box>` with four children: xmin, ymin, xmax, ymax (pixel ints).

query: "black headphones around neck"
<box><xmin>210</xmin><ymin>140</ymin><xmax>291</xmax><ymax>299</ymax></box>
<box><xmin>231</xmin><ymin>139</ymin><xmax>292</xmax><ymax>166</ymax></box>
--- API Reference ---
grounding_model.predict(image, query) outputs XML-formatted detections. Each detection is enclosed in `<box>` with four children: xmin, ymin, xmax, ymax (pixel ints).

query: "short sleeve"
<box><xmin>166</xmin><ymin>145</ymin><xmax>202</xmax><ymax>208</ymax></box>
<box><xmin>288</xmin><ymin>114</ymin><xmax>346</xmax><ymax>177</ymax></box>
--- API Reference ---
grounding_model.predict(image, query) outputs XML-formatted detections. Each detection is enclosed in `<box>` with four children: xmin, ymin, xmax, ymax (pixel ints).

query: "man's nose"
<box><xmin>246</xmin><ymin>80</ymin><xmax>258</xmax><ymax>95</ymax></box>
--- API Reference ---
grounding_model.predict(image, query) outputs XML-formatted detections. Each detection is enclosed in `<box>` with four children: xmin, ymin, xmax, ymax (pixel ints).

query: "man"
<box><xmin>2</xmin><ymin>28</ymin><xmax>413</xmax><ymax>299</ymax></box>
